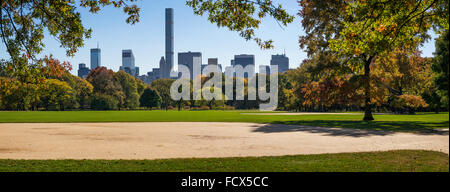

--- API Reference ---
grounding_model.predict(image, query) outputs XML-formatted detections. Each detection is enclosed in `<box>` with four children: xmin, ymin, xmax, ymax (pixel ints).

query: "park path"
<box><xmin>0</xmin><ymin>122</ymin><xmax>448</xmax><ymax>160</ymax></box>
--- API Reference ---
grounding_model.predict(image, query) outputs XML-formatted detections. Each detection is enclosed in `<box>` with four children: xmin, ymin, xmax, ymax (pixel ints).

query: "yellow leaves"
<box><xmin>354</xmin><ymin>47</ymin><xmax>361</xmax><ymax>55</ymax></box>
<box><xmin>376</xmin><ymin>24</ymin><xmax>386</xmax><ymax>32</ymax></box>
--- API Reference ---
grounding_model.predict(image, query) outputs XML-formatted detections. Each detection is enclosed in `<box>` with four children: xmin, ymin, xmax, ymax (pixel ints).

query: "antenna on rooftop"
<box><xmin>97</xmin><ymin>42</ymin><xmax>99</xmax><ymax>49</ymax></box>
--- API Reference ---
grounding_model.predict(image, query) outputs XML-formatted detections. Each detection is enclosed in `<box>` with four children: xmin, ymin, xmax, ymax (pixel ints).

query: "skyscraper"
<box><xmin>232</xmin><ymin>54</ymin><xmax>255</xmax><ymax>78</ymax></box>
<box><xmin>270</xmin><ymin>54</ymin><xmax>289</xmax><ymax>73</ymax></box>
<box><xmin>205</xmin><ymin>58</ymin><xmax>221</xmax><ymax>73</ymax></box>
<box><xmin>208</xmin><ymin>58</ymin><xmax>218</xmax><ymax>65</ymax></box>
<box><xmin>77</xmin><ymin>63</ymin><xmax>90</xmax><ymax>78</ymax></box>
<box><xmin>90</xmin><ymin>48</ymin><xmax>101</xmax><ymax>69</ymax></box>
<box><xmin>178</xmin><ymin>51</ymin><xmax>202</xmax><ymax>79</ymax></box>
<box><xmin>165</xmin><ymin>8</ymin><xmax>174</xmax><ymax>79</ymax></box>
<box><xmin>159</xmin><ymin>56</ymin><xmax>166</xmax><ymax>79</ymax></box>
<box><xmin>120</xmin><ymin>49</ymin><xmax>139</xmax><ymax>76</ymax></box>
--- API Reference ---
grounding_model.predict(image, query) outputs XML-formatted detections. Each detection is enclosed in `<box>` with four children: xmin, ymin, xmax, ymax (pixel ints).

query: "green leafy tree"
<box><xmin>61</xmin><ymin>72</ymin><xmax>93</xmax><ymax>109</ymax></box>
<box><xmin>115</xmin><ymin>70</ymin><xmax>140</xmax><ymax>109</ymax></box>
<box><xmin>0</xmin><ymin>77</ymin><xmax>35</xmax><ymax>110</ymax></box>
<box><xmin>151</xmin><ymin>78</ymin><xmax>175</xmax><ymax>110</ymax></box>
<box><xmin>186</xmin><ymin>0</ymin><xmax>294</xmax><ymax>49</ymax></box>
<box><xmin>432</xmin><ymin>30</ymin><xmax>449</xmax><ymax>109</ymax></box>
<box><xmin>91</xmin><ymin>93</ymin><xmax>119</xmax><ymax>110</ymax></box>
<box><xmin>193</xmin><ymin>87</ymin><xmax>225</xmax><ymax>110</ymax></box>
<box><xmin>40</xmin><ymin>79</ymin><xmax>73</xmax><ymax>110</ymax></box>
<box><xmin>140</xmin><ymin>87</ymin><xmax>161</xmax><ymax>110</ymax></box>
<box><xmin>0</xmin><ymin>0</ymin><xmax>139</xmax><ymax>79</ymax></box>
<box><xmin>277</xmin><ymin>73</ymin><xmax>293</xmax><ymax>111</ymax></box>
<box><xmin>1</xmin><ymin>0</ymin><xmax>293</xmax><ymax>82</ymax></box>
<box><xmin>136</xmin><ymin>78</ymin><xmax>146</xmax><ymax>96</ymax></box>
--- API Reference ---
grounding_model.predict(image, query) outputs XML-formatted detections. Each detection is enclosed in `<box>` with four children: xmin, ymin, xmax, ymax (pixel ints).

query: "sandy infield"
<box><xmin>0</xmin><ymin>122</ymin><xmax>448</xmax><ymax>160</ymax></box>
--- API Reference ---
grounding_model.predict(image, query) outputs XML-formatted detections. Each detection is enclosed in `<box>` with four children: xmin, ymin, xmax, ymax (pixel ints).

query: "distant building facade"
<box><xmin>231</xmin><ymin>54</ymin><xmax>255</xmax><ymax>78</ymax></box>
<box><xmin>120</xmin><ymin>49</ymin><xmax>139</xmax><ymax>77</ymax></box>
<box><xmin>77</xmin><ymin>63</ymin><xmax>90</xmax><ymax>78</ymax></box>
<box><xmin>203</xmin><ymin>58</ymin><xmax>222</xmax><ymax>74</ymax></box>
<box><xmin>270</xmin><ymin>54</ymin><xmax>289</xmax><ymax>74</ymax></box>
<box><xmin>178</xmin><ymin>51</ymin><xmax>202</xmax><ymax>79</ymax></box>
<box><xmin>90</xmin><ymin>48</ymin><xmax>101</xmax><ymax>69</ymax></box>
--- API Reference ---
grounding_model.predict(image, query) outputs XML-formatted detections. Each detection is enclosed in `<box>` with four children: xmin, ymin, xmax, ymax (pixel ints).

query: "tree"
<box><xmin>151</xmin><ymin>78</ymin><xmax>175</xmax><ymax>110</ymax></box>
<box><xmin>40</xmin><ymin>79</ymin><xmax>73</xmax><ymax>110</ymax></box>
<box><xmin>277</xmin><ymin>73</ymin><xmax>294</xmax><ymax>111</ymax></box>
<box><xmin>140</xmin><ymin>87</ymin><xmax>161</xmax><ymax>110</ymax></box>
<box><xmin>91</xmin><ymin>93</ymin><xmax>119</xmax><ymax>110</ymax></box>
<box><xmin>432</xmin><ymin>30</ymin><xmax>449</xmax><ymax>109</ymax></box>
<box><xmin>61</xmin><ymin>72</ymin><xmax>93</xmax><ymax>109</ymax></box>
<box><xmin>299</xmin><ymin>0</ymin><xmax>448</xmax><ymax>120</ymax></box>
<box><xmin>87</xmin><ymin>67</ymin><xmax>124</xmax><ymax>109</ymax></box>
<box><xmin>115</xmin><ymin>70</ymin><xmax>140</xmax><ymax>109</ymax></box>
<box><xmin>1</xmin><ymin>0</ymin><xmax>293</xmax><ymax>82</ymax></box>
<box><xmin>0</xmin><ymin>0</ymin><xmax>139</xmax><ymax>79</ymax></box>
<box><xmin>194</xmin><ymin>87</ymin><xmax>225</xmax><ymax>110</ymax></box>
<box><xmin>186</xmin><ymin>0</ymin><xmax>294</xmax><ymax>49</ymax></box>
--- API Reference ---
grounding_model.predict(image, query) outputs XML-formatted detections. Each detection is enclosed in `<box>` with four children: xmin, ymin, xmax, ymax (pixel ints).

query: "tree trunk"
<box><xmin>363</xmin><ymin>56</ymin><xmax>375</xmax><ymax>121</ymax></box>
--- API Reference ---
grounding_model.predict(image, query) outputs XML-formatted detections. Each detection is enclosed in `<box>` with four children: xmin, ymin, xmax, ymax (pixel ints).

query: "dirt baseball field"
<box><xmin>0</xmin><ymin>122</ymin><xmax>448</xmax><ymax>159</ymax></box>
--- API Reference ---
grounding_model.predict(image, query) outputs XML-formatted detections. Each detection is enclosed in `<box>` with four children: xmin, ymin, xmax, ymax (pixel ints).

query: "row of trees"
<box><xmin>280</xmin><ymin>45</ymin><xmax>448</xmax><ymax>114</ymax></box>
<box><xmin>1</xmin><ymin>31</ymin><xmax>448</xmax><ymax>112</ymax></box>
<box><xmin>1</xmin><ymin>0</ymin><xmax>448</xmax><ymax>120</ymax></box>
<box><xmin>0</xmin><ymin>57</ymin><xmax>164</xmax><ymax>111</ymax></box>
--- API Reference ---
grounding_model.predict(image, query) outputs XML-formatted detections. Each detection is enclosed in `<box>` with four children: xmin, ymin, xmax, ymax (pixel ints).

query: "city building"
<box><xmin>164</xmin><ymin>8</ymin><xmax>174</xmax><ymax>79</ymax></box>
<box><xmin>77</xmin><ymin>63</ymin><xmax>90</xmax><ymax>78</ymax></box>
<box><xmin>90</xmin><ymin>48</ymin><xmax>101</xmax><ymax>69</ymax></box>
<box><xmin>270</xmin><ymin>54</ymin><xmax>289</xmax><ymax>74</ymax></box>
<box><xmin>159</xmin><ymin>56</ymin><xmax>166</xmax><ymax>79</ymax></box>
<box><xmin>231</xmin><ymin>54</ymin><xmax>255</xmax><ymax>78</ymax></box>
<box><xmin>208</xmin><ymin>58</ymin><xmax>218</xmax><ymax>65</ymax></box>
<box><xmin>120</xmin><ymin>49</ymin><xmax>139</xmax><ymax>77</ymax></box>
<box><xmin>203</xmin><ymin>58</ymin><xmax>222</xmax><ymax>74</ymax></box>
<box><xmin>178</xmin><ymin>51</ymin><xmax>202</xmax><ymax>79</ymax></box>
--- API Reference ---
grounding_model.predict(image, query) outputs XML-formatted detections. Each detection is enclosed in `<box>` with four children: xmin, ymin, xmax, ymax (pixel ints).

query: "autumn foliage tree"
<box><xmin>299</xmin><ymin>0</ymin><xmax>448</xmax><ymax>120</ymax></box>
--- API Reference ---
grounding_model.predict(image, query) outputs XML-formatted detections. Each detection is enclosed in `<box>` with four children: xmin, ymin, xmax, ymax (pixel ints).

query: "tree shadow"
<box><xmin>251</xmin><ymin>121</ymin><xmax>449</xmax><ymax>137</ymax></box>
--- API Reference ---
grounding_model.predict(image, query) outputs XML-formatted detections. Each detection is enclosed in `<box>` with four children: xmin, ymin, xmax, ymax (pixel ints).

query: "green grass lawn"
<box><xmin>0</xmin><ymin>110</ymin><xmax>448</xmax><ymax>133</ymax></box>
<box><xmin>0</xmin><ymin>150</ymin><xmax>447</xmax><ymax>172</ymax></box>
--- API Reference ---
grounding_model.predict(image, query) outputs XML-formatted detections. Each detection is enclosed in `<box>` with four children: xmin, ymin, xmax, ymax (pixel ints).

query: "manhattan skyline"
<box><xmin>0</xmin><ymin>0</ymin><xmax>437</xmax><ymax>76</ymax></box>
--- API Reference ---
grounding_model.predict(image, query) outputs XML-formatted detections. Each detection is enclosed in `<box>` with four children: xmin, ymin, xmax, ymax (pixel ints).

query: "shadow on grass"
<box><xmin>252</xmin><ymin>121</ymin><xmax>449</xmax><ymax>137</ymax></box>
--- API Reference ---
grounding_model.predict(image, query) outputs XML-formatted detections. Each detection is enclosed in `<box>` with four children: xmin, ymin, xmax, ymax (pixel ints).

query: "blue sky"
<box><xmin>0</xmin><ymin>0</ymin><xmax>438</xmax><ymax>75</ymax></box>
